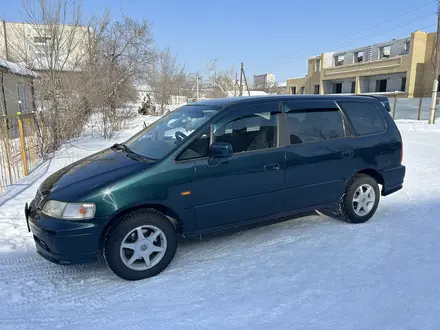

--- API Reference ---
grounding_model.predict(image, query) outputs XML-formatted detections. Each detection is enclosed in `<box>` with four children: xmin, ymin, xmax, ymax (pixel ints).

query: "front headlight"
<box><xmin>42</xmin><ymin>200</ymin><xmax>96</xmax><ymax>220</ymax></box>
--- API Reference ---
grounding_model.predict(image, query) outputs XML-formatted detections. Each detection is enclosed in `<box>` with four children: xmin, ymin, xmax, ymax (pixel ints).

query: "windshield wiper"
<box><xmin>111</xmin><ymin>143</ymin><xmax>152</xmax><ymax>162</ymax></box>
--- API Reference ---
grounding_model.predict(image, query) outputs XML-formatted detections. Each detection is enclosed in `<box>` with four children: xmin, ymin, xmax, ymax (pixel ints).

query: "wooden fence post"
<box><xmin>17</xmin><ymin>112</ymin><xmax>29</xmax><ymax>176</ymax></box>
<box><xmin>417</xmin><ymin>97</ymin><xmax>423</xmax><ymax>121</ymax></box>
<box><xmin>392</xmin><ymin>96</ymin><xmax>397</xmax><ymax>120</ymax></box>
<box><xmin>1</xmin><ymin>117</ymin><xmax>13</xmax><ymax>184</ymax></box>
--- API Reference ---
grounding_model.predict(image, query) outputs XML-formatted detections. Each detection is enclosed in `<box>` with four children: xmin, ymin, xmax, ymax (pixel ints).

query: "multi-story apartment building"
<box><xmin>287</xmin><ymin>30</ymin><xmax>436</xmax><ymax>98</ymax></box>
<box><xmin>254</xmin><ymin>73</ymin><xmax>275</xmax><ymax>89</ymax></box>
<box><xmin>0</xmin><ymin>20</ymin><xmax>90</xmax><ymax>71</ymax></box>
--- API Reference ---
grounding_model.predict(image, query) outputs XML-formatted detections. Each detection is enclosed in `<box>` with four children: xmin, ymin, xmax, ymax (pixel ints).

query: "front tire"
<box><xmin>320</xmin><ymin>174</ymin><xmax>380</xmax><ymax>224</ymax></box>
<box><xmin>104</xmin><ymin>209</ymin><xmax>177</xmax><ymax>280</ymax></box>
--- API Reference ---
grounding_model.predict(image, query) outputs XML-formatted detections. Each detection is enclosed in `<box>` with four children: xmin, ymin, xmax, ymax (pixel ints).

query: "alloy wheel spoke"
<box><xmin>127</xmin><ymin>253</ymin><xmax>139</xmax><ymax>266</ymax></box>
<box><xmin>147</xmin><ymin>230</ymin><xmax>161</xmax><ymax>243</ymax></box>
<box><xmin>365</xmin><ymin>186</ymin><xmax>372</xmax><ymax>197</ymax></box>
<box><xmin>121</xmin><ymin>242</ymin><xmax>137</xmax><ymax>251</ymax></box>
<box><xmin>136</xmin><ymin>227</ymin><xmax>145</xmax><ymax>241</ymax></box>
<box><xmin>141</xmin><ymin>255</ymin><xmax>151</xmax><ymax>267</ymax></box>
<box><xmin>151</xmin><ymin>245</ymin><xmax>165</xmax><ymax>253</ymax></box>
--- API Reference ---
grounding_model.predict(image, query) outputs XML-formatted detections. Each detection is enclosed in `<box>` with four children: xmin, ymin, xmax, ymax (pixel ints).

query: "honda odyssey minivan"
<box><xmin>24</xmin><ymin>95</ymin><xmax>406</xmax><ymax>280</ymax></box>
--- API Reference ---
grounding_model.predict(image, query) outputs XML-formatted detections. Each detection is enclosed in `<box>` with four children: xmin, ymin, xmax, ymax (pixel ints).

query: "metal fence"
<box><xmin>388</xmin><ymin>97</ymin><xmax>435</xmax><ymax>121</ymax></box>
<box><xmin>0</xmin><ymin>112</ymin><xmax>42</xmax><ymax>193</ymax></box>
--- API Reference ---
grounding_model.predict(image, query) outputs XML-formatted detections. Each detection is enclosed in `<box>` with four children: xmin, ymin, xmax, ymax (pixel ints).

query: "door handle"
<box><xmin>342</xmin><ymin>151</ymin><xmax>354</xmax><ymax>158</ymax></box>
<box><xmin>264</xmin><ymin>163</ymin><xmax>280</xmax><ymax>171</ymax></box>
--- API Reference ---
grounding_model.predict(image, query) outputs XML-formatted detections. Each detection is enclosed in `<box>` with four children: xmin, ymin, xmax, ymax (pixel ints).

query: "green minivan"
<box><xmin>25</xmin><ymin>95</ymin><xmax>405</xmax><ymax>280</ymax></box>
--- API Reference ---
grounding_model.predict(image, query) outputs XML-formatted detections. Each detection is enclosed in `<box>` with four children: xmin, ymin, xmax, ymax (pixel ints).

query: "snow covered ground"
<box><xmin>0</xmin><ymin>118</ymin><xmax>440</xmax><ymax>329</ymax></box>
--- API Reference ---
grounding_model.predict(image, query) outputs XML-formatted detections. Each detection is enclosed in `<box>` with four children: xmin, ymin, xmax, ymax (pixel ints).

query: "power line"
<box><xmin>254</xmin><ymin>1</ymin><xmax>436</xmax><ymax>72</ymax></box>
<box><xmin>253</xmin><ymin>14</ymin><xmax>436</xmax><ymax>77</ymax></box>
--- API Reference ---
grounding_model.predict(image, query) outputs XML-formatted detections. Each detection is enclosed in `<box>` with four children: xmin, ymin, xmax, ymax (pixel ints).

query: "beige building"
<box><xmin>0</xmin><ymin>20</ymin><xmax>90</xmax><ymax>71</ymax></box>
<box><xmin>287</xmin><ymin>30</ymin><xmax>437</xmax><ymax>98</ymax></box>
<box><xmin>0</xmin><ymin>59</ymin><xmax>37</xmax><ymax>116</ymax></box>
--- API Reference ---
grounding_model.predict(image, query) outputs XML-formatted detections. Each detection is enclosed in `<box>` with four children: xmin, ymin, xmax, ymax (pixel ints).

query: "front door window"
<box><xmin>213</xmin><ymin>104</ymin><xmax>279</xmax><ymax>153</ymax></box>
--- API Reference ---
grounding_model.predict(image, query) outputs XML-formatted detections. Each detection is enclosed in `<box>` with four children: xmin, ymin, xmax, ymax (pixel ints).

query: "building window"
<box><xmin>379</xmin><ymin>46</ymin><xmax>391</xmax><ymax>59</ymax></box>
<box><xmin>376</xmin><ymin>79</ymin><xmax>387</xmax><ymax>92</ymax></box>
<box><xmin>351</xmin><ymin>81</ymin><xmax>356</xmax><ymax>93</ymax></box>
<box><xmin>315</xmin><ymin>59</ymin><xmax>321</xmax><ymax>72</ymax></box>
<box><xmin>335</xmin><ymin>55</ymin><xmax>344</xmax><ymax>66</ymax></box>
<box><xmin>314</xmin><ymin>85</ymin><xmax>320</xmax><ymax>94</ymax></box>
<box><xmin>400</xmin><ymin>77</ymin><xmax>407</xmax><ymax>92</ymax></box>
<box><xmin>300</xmin><ymin>87</ymin><xmax>305</xmax><ymax>94</ymax></box>
<box><xmin>334</xmin><ymin>83</ymin><xmax>342</xmax><ymax>94</ymax></box>
<box><xmin>34</xmin><ymin>36</ymin><xmax>50</xmax><ymax>44</ymax></box>
<box><xmin>404</xmin><ymin>41</ymin><xmax>410</xmax><ymax>52</ymax></box>
<box><xmin>355</xmin><ymin>51</ymin><xmax>364</xmax><ymax>63</ymax></box>
<box><xmin>291</xmin><ymin>86</ymin><xmax>297</xmax><ymax>95</ymax></box>
<box><xmin>17</xmin><ymin>83</ymin><xmax>29</xmax><ymax>112</ymax></box>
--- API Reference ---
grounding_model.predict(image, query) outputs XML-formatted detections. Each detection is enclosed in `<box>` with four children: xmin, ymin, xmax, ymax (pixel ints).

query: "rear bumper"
<box><xmin>380</xmin><ymin>165</ymin><xmax>406</xmax><ymax>196</ymax></box>
<box><xmin>25</xmin><ymin>202</ymin><xmax>107</xmax><ymax>264</ymax></box>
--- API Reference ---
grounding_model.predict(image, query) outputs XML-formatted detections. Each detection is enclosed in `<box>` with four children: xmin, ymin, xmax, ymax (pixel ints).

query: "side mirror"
<box><xmin>208</xmin><ymin>142</ymin><xmax>233</xmax><ymax>159</ymax></box>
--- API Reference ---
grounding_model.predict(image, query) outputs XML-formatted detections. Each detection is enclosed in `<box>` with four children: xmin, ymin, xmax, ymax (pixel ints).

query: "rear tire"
<box><xmin>104</xmin><ymin>209</ymin><xmax>177</xmax><ymax>281</ymax></box>
<box><xmin>320</xmin><ymin>174</ymin><xmax>380</xmax><ymax>224</ymax></box>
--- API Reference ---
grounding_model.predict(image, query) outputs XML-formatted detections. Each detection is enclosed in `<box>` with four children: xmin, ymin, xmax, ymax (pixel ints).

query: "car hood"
<box><xmin>39</xmin><ymin>147</ymin><xmax>155</xmax><ymax>201</ymax></box>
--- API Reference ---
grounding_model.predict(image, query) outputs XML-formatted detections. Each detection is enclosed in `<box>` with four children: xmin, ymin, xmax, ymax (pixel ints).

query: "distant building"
<box><xmin>287</xmin><ymin>30</ymin><xmax>437</xmax><ymax>98</ymax></box>
<box><xmin>0</xmin><ymin>20</ymin><xmax>90</xmax><ymax>72</ymax></box>
<box><xmin>253</xmin><ymin>73</ymin><xmax>275</xmax><ymax>89</ymax></box>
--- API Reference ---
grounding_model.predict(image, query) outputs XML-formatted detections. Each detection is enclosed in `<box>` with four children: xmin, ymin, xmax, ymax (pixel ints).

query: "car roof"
<box><xmin>194</xmin><ymin>94</ymin><xmax>385</xmax><ymax>109</ymax></box>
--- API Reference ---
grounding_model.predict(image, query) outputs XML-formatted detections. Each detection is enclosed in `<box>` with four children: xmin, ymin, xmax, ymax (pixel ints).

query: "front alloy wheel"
<box><xmin>120</xmin><ymin>225</ymin><xmax>167</xmax><ymax>271</ymax></box>
<box><xmin>104</xmin><ymin>209</ymin><xmax>177</xmax><ymax>281</ymax></box>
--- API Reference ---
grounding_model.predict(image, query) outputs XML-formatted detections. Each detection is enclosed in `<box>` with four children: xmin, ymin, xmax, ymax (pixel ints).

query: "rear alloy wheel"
<box><xmin>352</xmin><ymin>184</ymin><xmax>376</xmax><ymax>217</ymax></box>
<box><xmin>104</xmin><ymin>209</ymin><xmax>177</xmax><ymax>280</ymax></box>
<box><xmin>319</xmin><ymin>174</ymin><xmax>380</xmax><ymax>224</ymax></box>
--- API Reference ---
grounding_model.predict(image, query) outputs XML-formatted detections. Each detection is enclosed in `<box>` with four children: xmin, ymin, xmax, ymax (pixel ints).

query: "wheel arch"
<box><xmin>350</xmin><ymin>168</ymin><xmax>384</xmax><ymax>186</ymax></box>
<box><xmin>98</xmin><ymin>203</ymin><xmax>184</xmax><ymax>251</ymax></box>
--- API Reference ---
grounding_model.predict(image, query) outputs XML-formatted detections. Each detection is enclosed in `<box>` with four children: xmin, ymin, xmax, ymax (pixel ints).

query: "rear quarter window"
<box><xmin>338</xmin><ymin>101</ymin><xmax>386</xmax><ymax>135</ymax></box>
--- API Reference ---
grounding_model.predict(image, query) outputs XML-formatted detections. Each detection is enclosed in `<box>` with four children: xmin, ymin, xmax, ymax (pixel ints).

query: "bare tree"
<box><xmin>9</xmin><ymin>0</ymin><xmax>156</xmax><ymax>147</ymax></box>
<box><xmin>87</xmin><ymin>15</ymin><xmax>155</xmax><ymax>138</ymax></box>
<box><xmin>7</xmin><ymin>0</ymin><xmax>96</xmax><ymax>155</ymax></box>
<box><xmin>205</xmin><ymin>59</ymin><xmax>236</xmax><ymax>98</ymax></box>
<box><xmin>149</xmin><ymin>47</ymin><xmax>186</xmax><ymax>113</ymax></box>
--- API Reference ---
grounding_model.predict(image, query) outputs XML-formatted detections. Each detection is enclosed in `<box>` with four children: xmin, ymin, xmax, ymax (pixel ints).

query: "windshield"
<box><xmin>125</xmin><ymin>104</ymin><xmax>219</xmax><ymax>159</ymax></box>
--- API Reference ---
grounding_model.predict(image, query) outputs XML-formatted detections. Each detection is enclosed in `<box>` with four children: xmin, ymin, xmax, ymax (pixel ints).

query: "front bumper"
<box><xmin>25</xmin><ymin>202</ymin><xmax>106</xmax><ymax>264</ymax></box>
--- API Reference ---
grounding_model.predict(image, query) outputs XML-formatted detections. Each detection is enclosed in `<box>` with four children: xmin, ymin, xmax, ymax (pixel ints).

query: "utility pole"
<box><xmin>242</xmin><ymin>66</ymin><xmax>251</xmax><ymax>96</ymax></box>
<box><xmin>234</xmin><ymin>72</ymin><xmax>238</xmax><ymax>96</ymax></box>
<box><xmin>429</xmin><ymin>0</ymin><xmax>440</xmax><ymax>124</ymax></box>
<box><xmin>196</xmin><ymin>74</ymin><xmax>199</xmax><ymax>101</ymax></box>
<box><xmin>239</xmin><ymin>63</ymin><xmax>243</xmax><ymax>96</ymax></box>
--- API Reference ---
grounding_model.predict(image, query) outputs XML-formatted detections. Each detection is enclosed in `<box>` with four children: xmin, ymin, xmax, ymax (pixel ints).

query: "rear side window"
<box><xmin>286</xmin><ymin>109</ymin><xmax>345</xmax><ymax>144</ymax></box>
<box><xmin>338</xmin><ymin>101</ymin><xmax>386</xmax><ymax>135</ymax></box>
